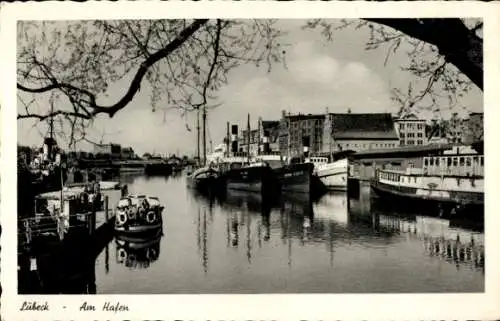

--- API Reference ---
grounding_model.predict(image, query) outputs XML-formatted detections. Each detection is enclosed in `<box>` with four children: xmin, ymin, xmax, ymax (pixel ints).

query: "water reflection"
<box><xmin>194</xmin><ymin>188</ymin><xmax>484</xmax><ymax>275</ymax></box>
<box><xmin>88</xmin><ymin>176</ymin><xmax>484</xmax><ymax>293</ymax></box>
<box><xmin>115</xmin><ymin>234</ymin><xmax>162</xmax><ymax>270</ymax></box>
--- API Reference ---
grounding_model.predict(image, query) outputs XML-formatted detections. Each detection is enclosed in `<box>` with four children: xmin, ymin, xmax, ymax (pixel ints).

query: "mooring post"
<box><xmin>104</xmin><ymin>195</ymin><xmax>109</xmax><ymax>223</ymax></box>
<box><xmin>24</xmin><ymin>220</ymin><xmax>32</xmax><ymax>246</ymax></box>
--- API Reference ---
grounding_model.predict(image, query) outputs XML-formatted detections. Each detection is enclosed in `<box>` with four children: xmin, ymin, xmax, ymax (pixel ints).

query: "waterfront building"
<box><xmin>121</xmin><ymin>147</ymin><xmax>136</xmax><ymax>160</ymax></box>
<box><xmin>93</xmin><ymin>143</ymin><xmax>122</xmax><ymax>159</ymax></box>
<box><xmin>446</xmin><ymin>112</ymin><xmax>466</xmax><ymax>144</ymax></box>
<box><xmin>322</xmin><ymin>112</ymin><xmax>400</xmax><ymax>153</ymax></box>
<box><xmin>394</xmin><ymin>114</ymin><xmax>427</xmax><ymax>146</ymax></box>
<box><xmin>239</xmin><ymin>118</ymin><xmax>281</xmax><ymax>155</ymax></box>
<box><xmin>463</xmin><ymin>112</ymin><xmax>484</xmax><ymax>145</ymax></box>
<box><xmin>279</xmin><ymin>111</ymin><xmax>325</xmax><ymax>158</ymax></box>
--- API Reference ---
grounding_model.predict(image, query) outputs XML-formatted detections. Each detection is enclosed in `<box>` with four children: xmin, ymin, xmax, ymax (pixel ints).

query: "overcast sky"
<box><xmin>17</xmin><ymin>19</ymin><xmax>483</xmax><ymax>156</ymax></box>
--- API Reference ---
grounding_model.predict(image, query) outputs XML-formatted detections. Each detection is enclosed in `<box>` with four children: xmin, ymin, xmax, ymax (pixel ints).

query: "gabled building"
<box><xmin>394</xmin><ymin>114</ymin><xmax>427</xmax><ymax>146</ymax></box>
<box><xmin>322</xmin><ymin>113</ymin><xmax>400</xmax><ymax>153</ymax></box>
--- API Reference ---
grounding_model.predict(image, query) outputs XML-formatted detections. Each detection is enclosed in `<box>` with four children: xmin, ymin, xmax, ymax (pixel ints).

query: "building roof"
<box><xmin>331</xmin><ymin>113</ymin><xmax>399</xmax><ymax>140</ymax></box>
<box><xmin>262</xmin><ymin>120</ymin><xmax>280</xmax><ymax>130</ymax></box>
<box><xmin>286</xmin><ymin>113</ymin><xmax>325</xmax><ymax>121</ymax></box>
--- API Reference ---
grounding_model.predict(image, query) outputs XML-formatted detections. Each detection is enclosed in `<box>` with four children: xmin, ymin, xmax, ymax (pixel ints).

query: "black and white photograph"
<box><xmin>14</xmin><ymin>15</ymin><xmax>486</xmax><ymax>295</ymax></box>
<box><xmin>2</xmin><ymin>2</ymin><xmax>500</xmax><ymax>319</ymax></box>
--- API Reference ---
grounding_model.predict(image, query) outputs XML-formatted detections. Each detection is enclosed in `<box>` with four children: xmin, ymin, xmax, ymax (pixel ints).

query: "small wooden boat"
<box><xmin>186</xmin><ymin>166</ymin><xmax>221</xmax><ymax>194</ymax></box>
<box><xmin>114</xmin><ymin>194</ymin><xmax>164</xmax><ymax>235</ymax></box>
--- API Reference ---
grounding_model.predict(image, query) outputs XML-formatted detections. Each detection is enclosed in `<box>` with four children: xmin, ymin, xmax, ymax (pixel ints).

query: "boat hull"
<box><xmin>114</xmin><ymin>222</ymin><xmax>163</xmax><ymax>236</ymax></box>
<box><xmin>370</xmin><ymin>180</ymin><xmax>484</xmax><ymax>217</ymax></box>
<box><xmin>186</xmin><ymin>169</ymin><xmax>224</xmax><ymax>194</ymax></box>
<box><xmin>225</xmin><ymin>165</ymin><xmax>278</xmax><ymax>194</ymax></box>
<box><xmin>315</xmin><ymin>159</ymin><xmax>349</xmax><ymax>191</ymax></box>
<box><xmin>275</xmin><ymin>162</ymin><xmax>314</xmax><ymax>194</ymax></box>
<box><xmin>115</xmin><ymin>229</ymin><xmax>162</xmax><ymax>245</ymax></box>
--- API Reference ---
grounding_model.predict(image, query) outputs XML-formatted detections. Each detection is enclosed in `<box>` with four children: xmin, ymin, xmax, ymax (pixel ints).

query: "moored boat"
<box><xmin>370</xmin><ymin>153</ymin><xmax>484</xmax><ymax>217</ymax></box>
<box><xmin>114</xmin><ymin>195</ymin><xmax>164</xmax><ymax>234</ymax></box>
<box><xmin>314</xmin><ymin>157</ymin><xmax>349</xmax><ymax>191</ymax></box>
<box><xmin>224</xmin><ymin>161</ymin><xmax>279</xmax><ymax>195</ymax></box>
<box><xmin>275</xmin><ymin>161</ymin><xmax>315</xmax><ymax>194</ymax></box>
<box><xmin>186</xmin><ymin>166</ymin><xmax>222</xmax><ymax>194</ymax></box>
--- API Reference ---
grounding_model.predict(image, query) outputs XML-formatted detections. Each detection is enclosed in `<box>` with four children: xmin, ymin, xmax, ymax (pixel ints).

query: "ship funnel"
<box><xmin>231</xmin><ymin>125</ymin><xmax>238</xmax><ymax>154</ymax></box>
<box><xmin>302</xmin><ymin>136</ymin><xmax>310</xmax><ymax>159</ymax></box>
<box><xmin>263</xmin><ymin>130</ymin><xmax>270</xmax><ymax>154</ymax></box>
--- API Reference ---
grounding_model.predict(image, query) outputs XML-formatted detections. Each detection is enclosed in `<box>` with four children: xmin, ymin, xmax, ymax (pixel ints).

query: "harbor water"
<box><xmin>83</xmin><ymin>173</ymin><xmax>484</xmax><ymax>293</ymax></box>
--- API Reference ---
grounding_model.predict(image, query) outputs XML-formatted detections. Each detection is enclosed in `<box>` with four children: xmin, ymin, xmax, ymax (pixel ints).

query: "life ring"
<box><xmin>116</xmin><ymin>211</ymin><xmax>128</xmax><ymax>225</ymax></box>
<box><xmin>146</xmin><ymin>211</ymin><xmax>156</xmax><ymax>224</ymax></box>
<box><xmin>146</xmin><ymin>248</ymin><xmax>157</xmax><ymax>260</ymax></box>
<box><xmin>117</xmin><ymin>248</ymin><xmax>127</xmax><ymax>261</ymax></box>
<box><xmin>127</xmin><ymin>207</ymin><xmax>137</xmax><ymax>220</ymax></box>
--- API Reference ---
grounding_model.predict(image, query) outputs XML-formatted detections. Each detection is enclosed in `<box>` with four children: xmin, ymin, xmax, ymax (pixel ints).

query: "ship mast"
<box><xmin>196</xmin><ymin>108</ymin><xmax>200</xmax><ymax>165</ymax></box>
<box><xmin>246</xmin><ymin>113</ymin><xmax>251</xmax><ymax>163</ymax></box>
<box><xmin>202</xmin><ymin>105</ymin><xmax>207</xmax><ymax>166</ymax></box>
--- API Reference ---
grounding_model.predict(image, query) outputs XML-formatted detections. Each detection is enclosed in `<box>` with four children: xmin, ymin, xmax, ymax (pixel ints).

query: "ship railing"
<box><xmin>18</xmin><ymin>212</ymin><xmax>96</xmax><ymax>246</ymax></box>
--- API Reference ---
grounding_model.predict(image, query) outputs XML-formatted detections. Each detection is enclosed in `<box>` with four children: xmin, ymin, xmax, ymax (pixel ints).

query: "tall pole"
<box><xmin>257</xmin><ymin>117</ymin><xmax>261</xmax><ymax>155</ymax></box>
<box><xmin>196</xmin><ymin>108</ymin><xmax>200</xmax><ymax>165</ymax></box>
<box><xmin>247</xmin><ymin>113</ymin><xmax>251</xmax><ymax>163</ymax></box>
<box><xmin>226</xmin><ymin>122</ymin><xmax>230</xmax><ymax>157</ymax></box>
<box><xmin>202</xmin><ymin>105</ymin><xmax>207</xmax><ymax>166</ymax></box>
<box><xmin>287</xmin><ymin>114</ymin><xmax>291</xmax><ymax>161</ymax></box>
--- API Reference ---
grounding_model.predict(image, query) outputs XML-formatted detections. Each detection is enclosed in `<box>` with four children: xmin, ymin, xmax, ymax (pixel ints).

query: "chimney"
<box><xmin>263</xmin><ymin>130</ymin><xmax>270</xmax><ymax>154</ymax></box>
<box><xmin>302</xmin><ymin>135</ymin><xmax>310</xmax><ymax>159</ymax></box>
<box><xmin>231</xmin><ymin>125</ymin><xmax>238</xmax><ymax>154</ymax></box>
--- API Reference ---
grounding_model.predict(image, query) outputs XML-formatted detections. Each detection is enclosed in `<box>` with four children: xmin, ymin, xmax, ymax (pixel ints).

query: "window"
<box><xmin>424</xmin><ymin>158</ymin><xmax>428</xmax><ymax>166</ymax></box>
<box><xmin>459</xmin><ymin>157</ymin><xmax>465</xmax><ymax>166</ymax></box>
<box><xmin>436</xmin><ymin>158</ymin><xmax>440</xmax><ymax>166</ymax></box>
<box><xmin>466</xmin><ymin>157</ymin><xmax>471</xmax><ymax>166</ymax></box>
<box><xmin>453</xmin><ymin>157</ymin><xmax>458</xmax><ymax>166</ymax></box>
<box><xmin>480</xmin><ymin>157</ymin><xmax>484</xmax><ymax>166</ymax></box>
<box><xmin>430</xmin><ymin>158</ymin><xmax>434</xmax><ymax>166</ymax></box>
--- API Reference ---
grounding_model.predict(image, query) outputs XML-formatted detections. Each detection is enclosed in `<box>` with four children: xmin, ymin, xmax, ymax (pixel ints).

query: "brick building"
<box><xmin>279</xmin><ymin>112</ymin><xmax>325</xmax><ymax>158</ymax></box>
<box><xmin>463</xmin><ymin>112</ymin><xmax>484</xmax><ymax>145</ymax></box>
<box><xmin>239</xmin><ymin>118</ymin><xmax>281</xmax><ymax>155</ymax></box>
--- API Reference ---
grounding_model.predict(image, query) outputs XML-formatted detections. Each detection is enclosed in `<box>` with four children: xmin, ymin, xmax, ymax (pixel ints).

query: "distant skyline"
<box><xmin>17</xmin><ymin>19</ymin><xmax>483</xmax><ymax>156</ymax></box>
